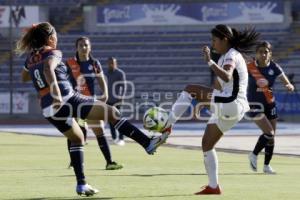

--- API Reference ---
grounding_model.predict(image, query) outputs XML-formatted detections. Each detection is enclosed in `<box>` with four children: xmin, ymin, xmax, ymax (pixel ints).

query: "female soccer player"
<box><xmin>247</xmin><ymin>41</ymin><xmax>294</xmax><ymax>174</ymax></box>
<box><xmin>162</xmin><ymin>24</ymin><xmax>260</xmax><ymax>195</ymax></box>
<box><xmin>17</xmin><ymin>22</ymin><xmax>165</xmax><ymax>196</ymax></box>
<box><xmin>66</xmin><ymin>36</ymin><xmax>122</xmax><ymax>170</ymax></box>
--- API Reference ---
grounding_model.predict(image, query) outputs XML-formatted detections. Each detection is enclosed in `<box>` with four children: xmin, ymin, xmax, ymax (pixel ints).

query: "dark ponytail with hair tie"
<box><xmin>211</xmin><ymin>24</ymin><xmax>260</xmax><ymax>54</ymax></box>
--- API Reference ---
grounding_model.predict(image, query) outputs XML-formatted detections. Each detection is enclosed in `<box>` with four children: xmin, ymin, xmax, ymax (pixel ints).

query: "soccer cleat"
<box><xmin>106</xmin><ymin>161</ymin><xmax>123</xmax><ymax>170</ymax></box>
<box><xmin>194</xmin><ymin>185</ymin><xmax>222</xmax><ymax>195</ymax></box>
<box><xmin>76</xmin><ymin>184</ymin><xmax>99</xmax><ymax>196</ymax></box>
<box><xmin>263</xmin><ymin>165</ymin><xmax>276</xmax><ymax>174</ymax></box>
<box><xmin>248</xmin><ymin>152</ymin><xmax>258</xmax><ymax>172</ymax></box>
<box><xmin>145</xmin><ymin>133</ymin><xmax>169</xmax><ymax>155</ymax></box>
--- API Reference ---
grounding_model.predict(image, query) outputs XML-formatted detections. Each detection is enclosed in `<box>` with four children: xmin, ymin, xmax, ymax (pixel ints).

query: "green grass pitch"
<box><xmin>0</xmin><ymin>132</ymin><xmax>300</xmax><ymax>200</ymax></box>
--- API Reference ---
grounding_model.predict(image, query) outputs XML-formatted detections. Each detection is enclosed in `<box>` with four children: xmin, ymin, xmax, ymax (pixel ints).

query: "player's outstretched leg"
<box><xmin>162</xmin><ymin>84</ymin><xmax>212</xmax><ymax>139</ymax></box>
<box><xmin>85</xmin><ymin>101</ymin><xmax>167</xmax><ymax>154</ymax></box>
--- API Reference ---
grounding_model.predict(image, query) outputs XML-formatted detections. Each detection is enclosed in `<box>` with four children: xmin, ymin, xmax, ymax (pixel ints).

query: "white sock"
<box><xmin>203</xmin><ymin>149</ymin><xmax>219</xmax><ymax>188</ymax></box>
<box><xmin>167</xmin><ymin>91</ymin><xmax>193</xmax><ymax>126</ymax></box>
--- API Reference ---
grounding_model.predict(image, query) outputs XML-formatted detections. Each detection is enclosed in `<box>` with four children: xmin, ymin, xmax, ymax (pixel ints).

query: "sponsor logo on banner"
<box><xmin>97</xmin><ymin>1</ymin><xmax>284</xmax><ymax>26</ymax></box>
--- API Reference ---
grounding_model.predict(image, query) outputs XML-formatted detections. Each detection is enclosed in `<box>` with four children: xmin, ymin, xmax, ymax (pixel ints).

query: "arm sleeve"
<box><xmin>23</xmin><ymin>63</ymin><xmax>29</xmax><ymax>71</ymax></box>
<box><xmin>47</xmin><ymin>50</ymin><xmax>62</xmax><ymax>63</ymax></box>
<box><xmin>273</xmin><ymin>62</ymin><xmax>284</xmax><ymax>77</ymax></box>
<box><xmin>23</xmin><ymin>56</ymin><xmax>30</xmax><ymax>71</ymax></box>
<box><xmin>222</xmin><ymin>52</ymin><xmax>236</xmax><ymax>69</ymax></box>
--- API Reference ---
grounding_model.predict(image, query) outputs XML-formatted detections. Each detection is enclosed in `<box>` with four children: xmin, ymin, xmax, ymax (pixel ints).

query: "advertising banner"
<box><xmin>275</xmin><ymin>93</ymin><xmax>300</xmax><ymax>115</ymax></box>
<box><xmin>0</xmin><ymin>92</ymin><xmax>29</xmax><ymax>114</ymax></box>
<box><xmin>97</xmin><ymin>1</ymin><xmax>284</xmax><ymax>26</ymax></box>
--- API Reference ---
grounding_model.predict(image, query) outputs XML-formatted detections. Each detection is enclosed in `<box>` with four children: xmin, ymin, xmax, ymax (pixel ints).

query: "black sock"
<box><xmin>119</xmin><ymin>132</ymin><xmax>124</xmax><ymax>140</ymax></box>
<box><xmin>69</xmin><ymin>144</ymin><xmax>86</xmax><ymax>185</ymax></box>
<box><xmin>97</xmin><ymin>135</ymin><xmax>112</xmax><ymax>164</ymax></box>
<box><xmin>114</xmin><ymin>118</ymin><xmax>150</xmax><ymax>149</ymax></box>
<box><xmin>264</xmin><ymin>139</ymin><xmax>275</xmax><ymax>165</ymax></box>
<box><xmin>79</xmin><ymin>125</ymin><xmax>87</xmax><ymax>142</ymax></box>
<box><xmin>253</xmin><ymin>133</ymin><xmax>273</xmax><ymax>155</ymax></box>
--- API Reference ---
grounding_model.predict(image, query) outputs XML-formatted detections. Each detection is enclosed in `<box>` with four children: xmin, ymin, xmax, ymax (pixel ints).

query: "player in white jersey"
<box><xmin>158</xmin><ymin>24</ymin><xmax>260</xmax><ymax>195</ymax></box>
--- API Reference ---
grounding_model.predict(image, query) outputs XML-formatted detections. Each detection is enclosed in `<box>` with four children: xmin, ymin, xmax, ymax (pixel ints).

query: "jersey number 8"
<box><xmin>34</xmin><ymin>69</ymin><xmax>46</xmax><ymax>88</ymax></box>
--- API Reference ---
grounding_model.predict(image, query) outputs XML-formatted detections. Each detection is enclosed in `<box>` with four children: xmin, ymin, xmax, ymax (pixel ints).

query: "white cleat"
<box><xmin>146</xmin><ymin>133</ymin><xmax>169</xmax><ymax>155</ymax></box>
<box><xmin>263</xmin><ymin>165</ymin><xmax>276</xmax><ymax>174</ymax></box>
<box><xmin>76</xmin><ymin>184</ymin><xmax>99</xmax><ymax>196</ymax></box>
<box><xmin>248</xmin><ymin>153</ymin><xmax>258</xmax><ymax>172</ymax></box>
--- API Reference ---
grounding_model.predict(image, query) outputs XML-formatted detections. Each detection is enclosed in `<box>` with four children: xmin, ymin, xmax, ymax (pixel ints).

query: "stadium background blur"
<box><xmin>0</xmin><ymin>0</ymin><xmax>300</xmax><ymax>123</ymax></box>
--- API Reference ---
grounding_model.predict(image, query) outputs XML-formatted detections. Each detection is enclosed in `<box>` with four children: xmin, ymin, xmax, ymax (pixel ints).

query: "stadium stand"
<box><xmin>0</xmin><ymin>0</ymin><xmax>300</xmax><ymax>119</ymax></box>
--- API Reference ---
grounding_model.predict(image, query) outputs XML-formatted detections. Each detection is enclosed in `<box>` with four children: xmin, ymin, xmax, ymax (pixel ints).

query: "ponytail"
<box><xmin>211</xmin><ymin>24</ymin><xmax>260</xmax><ymax>54</ymax></box>
<box><xmin>15</xmin><ymin>22</ymin><xmax>55</xmax><ymax>55</ymax></box>
<box><xmin>230</xmin><ymin>27</ymin><xmax>260</xmax><ymax>53</ymax></box>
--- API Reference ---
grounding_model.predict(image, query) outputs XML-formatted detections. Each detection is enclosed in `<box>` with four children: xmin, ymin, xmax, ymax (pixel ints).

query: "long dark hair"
<box><xmin>75</xmin><ymin>36</ymin><xmax>97</xmax><ymax>63</ymax></box>
<box><xmin>75</xmin><ymin>36</ymin><xmax>95</xmax><ymax>61</ymax></box>
<box><xmin>16</xmin><ymin>22</ymin><xmax>55</xmax><ymax>55</ymax></box>
<box><xmin>211</xmin><ymin>24</ymin><xmax>260</xmax><ymax>53</ymax></box>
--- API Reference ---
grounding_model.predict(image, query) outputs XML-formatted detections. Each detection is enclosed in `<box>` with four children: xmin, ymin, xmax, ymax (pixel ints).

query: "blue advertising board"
<box><xmin>275</xmin><ymin>92</ymin><xmax>300</xmax><ymax>115</ymax></box>
<box><xmin>97</xmin><ymin>1</ymin><xmax>284</xmax><ymax>26</ymax></box>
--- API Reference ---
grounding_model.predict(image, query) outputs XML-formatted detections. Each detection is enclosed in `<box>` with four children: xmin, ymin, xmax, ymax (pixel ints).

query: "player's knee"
<box><xmin>69</xmin><ymin>136</ymin><xmax>84</xmax><ymax>145</ymax></box>
<box><xmin>202</xmin><ymin>138</ymin><xmax>213</xmax><ymax>152</ymax></box>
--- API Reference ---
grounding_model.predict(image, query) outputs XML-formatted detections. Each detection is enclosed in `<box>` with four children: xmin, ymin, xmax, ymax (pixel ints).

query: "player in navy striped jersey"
<box><xmin>247</xmin><ymin>41</ymin><xmax>294</xmax><ymax>174</ymax></box>
<box><xmin>66</xmin><ymin>36</ymin><xmax>122</xmax><ymax>170</ymax></box>
<box><xmin>17</xmin><ymin>22</ymin><xmax>165</xmax><ymax>196</ymax></box>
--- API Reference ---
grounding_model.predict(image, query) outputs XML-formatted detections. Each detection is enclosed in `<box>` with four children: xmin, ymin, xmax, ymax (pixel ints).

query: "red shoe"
<box><xmin>161</xmin><ymin>126</ymin><xmax>172</xmax><ymax>135</ymax></box>
<box><xmin>194</xmin><ymin>185</ymin><xmax>222</xmax><ymax>195</ymax></box>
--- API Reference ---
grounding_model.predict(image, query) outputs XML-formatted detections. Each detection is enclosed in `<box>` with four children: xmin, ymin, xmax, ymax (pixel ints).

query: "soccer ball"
<box><xmin>143</xmin><ymin>107</ymin><xmax>169</xmax><ymax>132</ymax></box>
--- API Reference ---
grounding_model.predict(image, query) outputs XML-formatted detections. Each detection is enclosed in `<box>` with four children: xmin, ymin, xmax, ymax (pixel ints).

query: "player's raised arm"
<box><xmin>43</xmin><ymin>53</ymin><xmax>63</xmax><ymax>108</ymax></box>
<box><xmin>203</xmin><ymin>45</ymin><xmax>234</xmax><ymax>82</ymax></box>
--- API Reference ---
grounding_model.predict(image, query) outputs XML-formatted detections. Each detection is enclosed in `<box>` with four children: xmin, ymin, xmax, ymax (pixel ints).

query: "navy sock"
<box><xmin>253</xmin><ymin>133</ymin><xmax>273</xmax><ymax>155</ymax></box>
<box><xmin>264</xmin><ymin>140</ymin><xmax>274</xmax><ymax>165</ymax></box>
<box><xmin>114</xmin><ymin>118</ymin><xmax>150</xmax><ymax>149</ymax></box>
<box><xmin>69</xmin><ymin>144</ymin><xmax>86</xmax><ymax>185</ymax></box>
<box><xmin>67</xmin><ymin>126</ymin><xmax>87</xmax><ymax>166</ymax></box>
<box><xmin>119</xmin><ymin>132</ymin><xmax>124</xmax><ymax>140</ymax></box>
<box><xmin>97</xmin><ymin>135</ymin><xmax>112</xmax><ymax>164</ymax></box>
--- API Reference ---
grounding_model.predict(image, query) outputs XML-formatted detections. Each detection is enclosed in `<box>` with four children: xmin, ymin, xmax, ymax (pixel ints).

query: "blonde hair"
<box><xmin>15</xmin><ymin>22</ymin><xmax>55</xmax><ymax>55</ymax></box>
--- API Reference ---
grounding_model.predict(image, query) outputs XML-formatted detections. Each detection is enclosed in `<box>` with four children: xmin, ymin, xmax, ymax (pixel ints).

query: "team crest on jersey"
<box><xmin>268</xmin><ymin>69</ymin><xmax>274</xmax><ymax>76</ymax></box>
<box><xmin>88</xmin><ymin>65</ymin><xmax>93</xmax><ymax>71</ymax></box>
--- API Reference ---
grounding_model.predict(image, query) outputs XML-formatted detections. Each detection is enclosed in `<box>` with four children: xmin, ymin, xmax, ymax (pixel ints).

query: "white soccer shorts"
<box><xmin>207</xmin><ymin>100</ymin><xmax>246</xmax><ymax>133</ymax></box>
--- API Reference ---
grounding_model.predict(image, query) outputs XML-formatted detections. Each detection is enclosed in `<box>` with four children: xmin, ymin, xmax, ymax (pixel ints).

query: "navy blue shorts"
<box><xmin>46</xmin><ymin>93</ymin><xmax>94</xmax><ymax>133</ymax></box>
<box><xmin>246</xmin><ymin>102</ymin><xmax>277</xmax><ymax>120</ymax></box>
